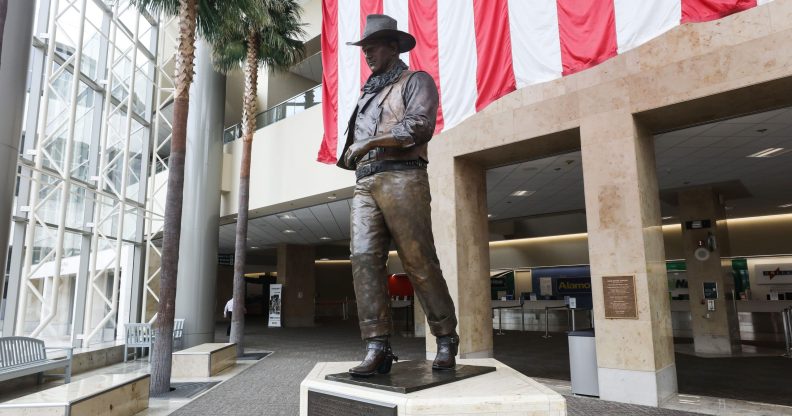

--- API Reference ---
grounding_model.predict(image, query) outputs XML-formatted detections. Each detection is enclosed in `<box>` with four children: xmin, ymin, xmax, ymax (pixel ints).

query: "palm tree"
<box><xmin>129</xmin><ymin>0</ymin><xmax>258</xmax><ymax>395</ymax></box>
<box><xmin>210</xmin><ymin>0</ymin><xmax>305</xmax><ymax>358</ymax></box>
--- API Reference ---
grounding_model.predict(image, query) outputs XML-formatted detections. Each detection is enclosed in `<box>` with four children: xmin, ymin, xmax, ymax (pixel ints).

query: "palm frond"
<box><xmin>207</xmin><ymin>0</ymin><xmax>306</xmax><ymax>75</ymax></box>
<box><xmin>129</xmin><ymin>0</ymin><xmax>262</xmax><ymax>40</ymax></box>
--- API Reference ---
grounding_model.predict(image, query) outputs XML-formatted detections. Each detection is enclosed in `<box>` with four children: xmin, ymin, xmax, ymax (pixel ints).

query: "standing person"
<box><xmin>337</xmin><ymin>14</ymin><xmax>459</xmax><ymax>377</ymax></box>
<box><xmin>223</xmin><ymin>298</ymin><xmax>245</xmax><ymax>336</ymax></box>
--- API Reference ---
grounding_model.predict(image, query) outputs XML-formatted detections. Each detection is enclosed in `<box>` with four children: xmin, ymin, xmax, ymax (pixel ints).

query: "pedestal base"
<box><xmin>300</xmin><ymin>358</ymin><xmax>566</xmax><ymax>416</ymax></box>
<box><xmin>325</xmin><ymin>360</ymin><xmax>495</xmax><ymax>393</ymax></box>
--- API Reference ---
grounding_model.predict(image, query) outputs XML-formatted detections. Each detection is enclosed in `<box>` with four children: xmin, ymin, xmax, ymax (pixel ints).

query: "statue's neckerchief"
<box><xmin>361</xmin><ymin>59</ymin><xmax>408</xmax><ymax>95</ymax></box>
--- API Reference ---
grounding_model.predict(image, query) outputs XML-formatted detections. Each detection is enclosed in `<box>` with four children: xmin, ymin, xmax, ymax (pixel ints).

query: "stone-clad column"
<box><xmin>427</xmin><ymin>157</ymin><xmax>492</xmax><ymax>358</ymax></box>
<box><xmin>277</xmin><ymin>244</ymin><xmax>316</xmax><ymax>327</ymax></box>
<box><xmin>581</xmin><ymin>111</ymin><xmax>676</xmax><ymax>406</ymax></box>
<box><xmin>678</xmin><ymin>187</ymin><xmax>740</xmax><ymax>354</ymax></box>
<box><xmin>174</xmin><ymin>39</ymin><xmax>225</xmax><ymax>348</ymax></box>
<box><xmin>0</xmin><ymin>0</ymin><xmax>35</xmax><ymax>296</ymax></box>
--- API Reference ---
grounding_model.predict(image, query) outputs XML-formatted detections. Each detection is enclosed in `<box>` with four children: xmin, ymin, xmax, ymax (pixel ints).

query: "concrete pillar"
<box><xmin>0</xmin><ymin>1</ymin><xmax>35</xmax><ymax>294</ymax></box>
<box><xmin>581</xmin><ymin>111</ymin><xmax>676</xmax><ymax>406</ymax></box>
<box><xmin>678</xmin><ymin>187</ymin><xmax>740</xmax><ymax>354</ymax></box>
<box><xmin>174</xmin><ymin>39</ymin><xmax>225</xmax><ymax>348</ymax></box>
<box><xmin>276</xmin><ymin>244</ymin><xmax>316</xmax><ymax>327</ymax></box>
<box><xmin>428</xmin><ymin>157</ymin><xmax>492</xmax><ymax>358</ymax></box>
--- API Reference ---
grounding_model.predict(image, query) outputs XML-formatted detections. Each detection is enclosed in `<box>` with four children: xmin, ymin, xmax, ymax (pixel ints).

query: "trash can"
<box><xmin>568</xmin><ymin>329</ymin><xmax>599</xmax><ymax>396</ymax></box>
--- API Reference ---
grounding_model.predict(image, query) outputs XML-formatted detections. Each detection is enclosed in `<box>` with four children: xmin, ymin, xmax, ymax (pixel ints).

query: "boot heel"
<box><xmin>377</xmin><ymin>352</ymin><xmax>397</xmax><ymax>374</ymax></box>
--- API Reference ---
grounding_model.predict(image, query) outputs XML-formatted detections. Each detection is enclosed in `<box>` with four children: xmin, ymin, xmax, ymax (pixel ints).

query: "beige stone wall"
<box><xmin>423</xmin><ymin>0</ymin><xmax>792</xmax><ymax>404</ymax></box>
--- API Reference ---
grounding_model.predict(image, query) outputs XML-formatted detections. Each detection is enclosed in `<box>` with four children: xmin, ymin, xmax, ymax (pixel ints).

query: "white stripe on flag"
<box><xmin>614</xmin><ymin>0</ymin><xmax>681</xmax><ymax>54</ymax></box>
<box><xmin>437</xmin><ymin>0</ymin><xmax>478</xmax><ymax>130</ymax></box>
<box><xmin>384</xmin><ymin>0</ymin><xmax>410</xmax><ymax>67</ymax></box>
<box><xmin>757</xmin><ymin>0</ymin><xmax>773</xmax><ymax>5</ymax></box>
<box><xmin>337</xmin><ymin>0</ymin><xmax>360</xmax><ymax>160</ymax></box>
<box><xmin>507</xmin><ymin>0</ymin><xmax>562</xmax><ymax>89</ymax></box>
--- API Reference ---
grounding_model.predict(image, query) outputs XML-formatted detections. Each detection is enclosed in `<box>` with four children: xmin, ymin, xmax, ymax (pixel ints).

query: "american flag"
<box><xmin>317</xmin><ymin>0</ymin><xmax>767</xmax><ymax>164</ymax></box>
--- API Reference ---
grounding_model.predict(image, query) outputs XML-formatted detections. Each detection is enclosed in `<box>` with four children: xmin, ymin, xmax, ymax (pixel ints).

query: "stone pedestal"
<box><xmin>300</xmin><ymin>359</ymin><xmax>566</xmax><ymax>416</ymax></box>
<box><xmin>171</xmin><ymin>343</ymin><xmax>236</xmax><ymax>378</ymax></box>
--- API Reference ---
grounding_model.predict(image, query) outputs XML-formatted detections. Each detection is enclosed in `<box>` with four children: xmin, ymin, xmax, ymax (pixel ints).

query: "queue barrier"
<box><xmin>784</xmin><ymin>307</ymin><xmax>790</xmax><ymax>356</ymax></box>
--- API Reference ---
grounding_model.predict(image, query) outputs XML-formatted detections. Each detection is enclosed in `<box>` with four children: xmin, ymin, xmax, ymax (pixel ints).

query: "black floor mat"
<box><xmin>161</xmin><ymin>381</ymin><xmax>221</xmax><ymax>399</ymax></box>
<box><xmin>238</xmin><ymin>351</ymin><xmax>272</xmax><ymax>361</ymax></box>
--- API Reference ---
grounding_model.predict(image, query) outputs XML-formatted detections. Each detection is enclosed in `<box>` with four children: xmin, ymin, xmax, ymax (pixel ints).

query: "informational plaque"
<box><xmin>307</xmin><ymin>390</ymin><xmax>396</xmax><ymax>416</ymax></box>
<box><xmin>603</xmin><ymin>275</ymin><xmax>638</xmax><ymax>319</ymax></box>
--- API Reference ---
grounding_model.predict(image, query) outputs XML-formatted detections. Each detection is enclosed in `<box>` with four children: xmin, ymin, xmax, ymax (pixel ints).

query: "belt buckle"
<box><xmin>358</xmin><ymin>164</ymin><xmax>372</xmax><ymax>178</ymax></box>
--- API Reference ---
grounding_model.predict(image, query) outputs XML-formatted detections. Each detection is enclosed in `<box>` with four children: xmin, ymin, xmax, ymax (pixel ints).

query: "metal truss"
<box><xmin>141</xmin><ymin>14</ymin><xmax>177</xmax><ymax>325</ymax></box>
<box><xmin>10</xmin><ymin>0</ymin><xmax>159</xmax><ymax>347</ymax></box>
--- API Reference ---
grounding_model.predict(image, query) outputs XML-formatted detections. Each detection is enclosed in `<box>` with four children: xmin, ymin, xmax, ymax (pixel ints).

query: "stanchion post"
<box><xmin>784</xmin><ymin>308</ymin><xmax>792</xmax><ymax>358</ymax></box>
<box><xmin>542</xmin><ymin>307</ymin><xmax>551</xmax><ymax>339</ymax></box>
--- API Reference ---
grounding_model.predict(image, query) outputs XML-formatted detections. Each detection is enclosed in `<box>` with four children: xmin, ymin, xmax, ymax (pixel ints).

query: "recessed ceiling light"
<box><xmin>320</xmin><ymin>236</ymin><xmax>332</xmax><ymax>240</ymax></box>
<box><xmin>279</xmin><ymin>214</ymin><xmax>295</xmax><ymax>220</ymax></box>
<box><xmin>747</xmin><ymin>148</ymin><xmax>791</xmax><ymax>158</ymax></box>
<box><xmin>327</xmin><ymin>195</ymin><xmax>337</xmax><ymax>200</ymax></box>
<box><xmin>510</xmin><ymin>190</ymin><xmax>535</xmax><ymax>197</ymax></box>
<box><xmin>487</xmin><ymin>214</ymin><xmax>494</xmax><ymax>218</ymax></box>
<box><xmin>251</xmin><ymin>246</ymin><xmax>259</xmax><ymax>249</ymax></box>
<box><xmin>283</xmin><ymin>229</ymin><xmax>296</xmax><ymax>234</ymax></box>
<box><xmin>779</xmin><ymin>203</ymin><xmax>792</xmax><ymax>208</ymax></box>
<box><xmin>662</xmin><ymin>216</ymin><xmax>674</xmax><ymax>220</ymax></box>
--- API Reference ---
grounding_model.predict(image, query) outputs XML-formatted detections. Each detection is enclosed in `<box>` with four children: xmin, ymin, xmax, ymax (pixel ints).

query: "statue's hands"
<box><xmin>345</xmin><ymin>140</ymin><xmax>370</xmax><ymax>168</ymax></box>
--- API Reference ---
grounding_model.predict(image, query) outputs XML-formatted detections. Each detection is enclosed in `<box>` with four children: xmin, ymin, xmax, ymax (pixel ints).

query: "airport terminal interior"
<box><xmin>1</xmin><ymin>0</ymin><xmax>792</xmax><ymax>415</ymax></box>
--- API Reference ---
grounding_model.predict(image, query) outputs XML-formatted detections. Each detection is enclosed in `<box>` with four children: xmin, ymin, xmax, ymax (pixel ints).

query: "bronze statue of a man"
<box><xmin>337</xmin><ymin>14</ymin><xmax>459</xmax><ymax>377</ymax></box>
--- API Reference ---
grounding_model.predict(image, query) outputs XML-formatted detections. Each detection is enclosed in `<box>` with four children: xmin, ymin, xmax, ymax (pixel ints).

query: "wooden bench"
<box><xmin>0</xmin><ymin>373</ymin><xmax>149</xmax><ymax>416</ymax></box>
<box><xmin>0</xmin><ymin>337</ymin><xmax>72</xmax><ymax>384</ymax></box>
<box><xmin>171</xmin><ymin>343</ymin><xmax>236</xmax><ymax>378</ymax></box>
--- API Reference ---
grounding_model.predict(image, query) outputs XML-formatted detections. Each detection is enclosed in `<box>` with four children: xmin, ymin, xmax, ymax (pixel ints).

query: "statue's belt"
<box><xmin>355</xmin><ymin>159</ymin><xmax>427</xmax><ymax>181</ymax></box>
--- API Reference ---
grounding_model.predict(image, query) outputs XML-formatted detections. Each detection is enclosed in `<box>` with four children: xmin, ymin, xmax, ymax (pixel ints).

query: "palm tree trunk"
<box><xmin>150</xmin><ymin>0</ymin><xmax>197</xmax><ymax>396</ymax></box>
<box><xmin>230</xmin><ymin>30</ymin><xmax>259</xmax><ymax>358</ymax></box>
<box><xmin>0</xmin><ymin>0</ymin><xmax>8</xmax><ymax>68</ymax></box>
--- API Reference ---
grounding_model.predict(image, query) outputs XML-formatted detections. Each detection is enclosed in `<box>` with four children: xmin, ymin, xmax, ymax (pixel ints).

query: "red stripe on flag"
<box><xmin>317</xmin><ymin>0</ymin><xmax>339</xmax><ymax>164</ymax></box>
<box><xmin>473</xmin><ymin>0</ymin><xmax>516</xmax><ymax>112</ymax></box>
<box><xmin>556</xmin><ymin>0</ymin><xmax>618</xmax><ymax>76</ymax></box>
<box><xmin>360</xmin><ymin>0</ymin><xmax>384</xmax><ymax>85</ymax></box>
<box><xmin>408</xmin><ymin>0</ymin><xmax>444</xmax><ymax>134</ymax></box>
<box><xmin>681</xmin><ymin>0</ymin><xmax>756</xmax><ymax>23</ymax></box>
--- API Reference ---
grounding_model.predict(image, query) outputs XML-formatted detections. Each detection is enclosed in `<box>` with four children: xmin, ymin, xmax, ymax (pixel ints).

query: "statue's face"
<box><xmin>362</xmin><ymin>39</ymin><xmax>399</xmax><ymax>75</ymax></box>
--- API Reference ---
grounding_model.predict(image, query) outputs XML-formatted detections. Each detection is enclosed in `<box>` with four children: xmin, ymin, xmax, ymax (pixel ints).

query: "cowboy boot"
<box><xmin>432</xmin><ymin>333</ymin><xmax>459</xmax><ymax>370</ymax></box>
<box><xmin>348</xmin><ymin>336</ymin><xmax>399</xmax><ymax>377</ymax></box>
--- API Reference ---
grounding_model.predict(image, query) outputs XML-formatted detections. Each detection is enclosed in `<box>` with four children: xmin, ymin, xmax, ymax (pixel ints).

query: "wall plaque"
<box><xmin>603</xmin><ymin>275</ymin><xmax>638</xmax><ymax>319</ymax></box>
<box><xmin>307</xmin><ymin>390</ymin><xmax>396</xmax><ymax>416</ymax></box>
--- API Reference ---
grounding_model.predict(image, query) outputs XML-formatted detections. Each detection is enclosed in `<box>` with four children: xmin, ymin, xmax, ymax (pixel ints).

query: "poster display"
<box><xmin>268</xmin><ymin>284</ymin><xmax>282</xmax><ymax>327</ymax></box>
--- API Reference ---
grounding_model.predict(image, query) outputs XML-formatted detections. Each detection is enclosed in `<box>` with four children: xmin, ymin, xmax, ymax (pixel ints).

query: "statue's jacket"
<box><xmin>336</xmin><ymin>69</ymin><xmax>440</xmax><ymax>171</ymax></box>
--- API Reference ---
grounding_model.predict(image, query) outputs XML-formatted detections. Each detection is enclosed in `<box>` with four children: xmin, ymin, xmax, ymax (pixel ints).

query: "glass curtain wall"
<box><xmin>0</xmin><ymin>0</ymin><xmax>160</xmax><ymax>348</ymax></box>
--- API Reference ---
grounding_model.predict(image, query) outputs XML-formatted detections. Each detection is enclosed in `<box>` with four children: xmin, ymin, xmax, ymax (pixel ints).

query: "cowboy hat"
<box><xmin>347</xmin><ymin>14</ymin><xmax>416</xmax><ymax>53</ymax></box>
